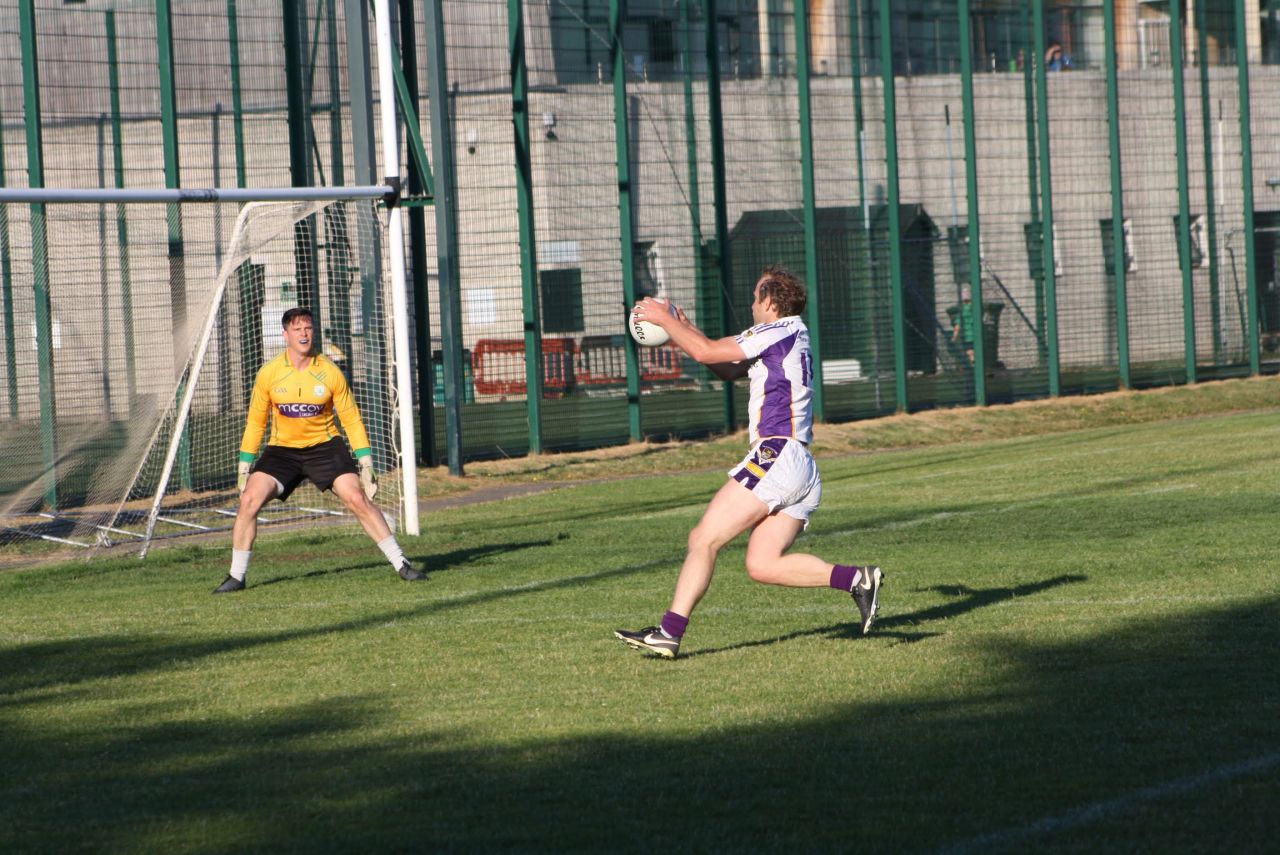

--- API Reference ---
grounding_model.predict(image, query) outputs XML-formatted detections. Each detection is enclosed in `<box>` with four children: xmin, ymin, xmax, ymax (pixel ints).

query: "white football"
<box><xmin>629</xmin><ymin>299</ymin><xmax>677</xmax><ymax>347</ymax></box>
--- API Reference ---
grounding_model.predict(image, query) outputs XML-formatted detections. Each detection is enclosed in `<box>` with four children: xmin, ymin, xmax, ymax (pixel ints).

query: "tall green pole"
<box><xmin>324</xmin><ymin>0</ymin><xmax>343</xmax><ymax>189</ymax></box>
<box><xmin>155</xmin><ymin>0</ymin><xmax>188</xmax><ymax>367</ymax></box>
<box><xmin>1032</xmin><ymin>0</ymin><xmax>1061</xmax><ymax>395</ymax></box>
<box><xmin>877</xmin><ymin>0</ymin><xmax>908</xmax><ymax>411</ymax></box>
<box><xmin>1103</xmin><ymin>0</ymin><xmax>1131</xmax><ymax>387</ymax></box>
<box><xmin>19</xmin><ymin>0</ymin><xmax>58</xmax><ymax>509</ymax></box>
<box><xmin>227</xmin><ymin>0</ymin><xmax>247</xmax><ymax>188</ymax></box>
<box><xmin>1022</xmin><ymin>3</ymin><xmax>1045</xmax><ymax>367</ymax></box>
<box><xmin>610</xmin><ymin>0</ymin><xmax>642</xmax><ymax>442</ymax></box>
<box><xmin>324</xmin><ymin>0</ymin><xmax>356</xmax><ymax>398</ymax></box>
<box><xmin>397</xmin><ymin>0</ymin><xmax>436</xmax><ymax>466</ymax></box>
<box><xmin>229</xmin><ymin>0</ymin><xmax>264</xmax><ymax>414</ymax></box>
<box><xmin>1195</xmin><ymin>0</ymin><xmax>1223</xmax><ymax>363</ymax></box>
<box><xmin>850</xmin><ymin>0</ymin><xmax>883</xmax><ymax>407</ymax></box>
<box><xmin>850</xmin><ymin>0</ymin><xmax>866</xmax><ymax>217</ymax></box>
<box><xmin>957</xmin><ymin>0</ymin><xmax>986</xmax><ymax>403</ymax></box>
<box><xmin>282</xmin><ymin>0</ymin><xmax>322</xmax><ymax>329</ymax></box>
<box><xmin>156</xmin><ymin>0</ymin><xmax>196</xmax><ymax>489</ymax></box>
<box><xmin>704</xmin><ymin>0</ymin><xmax>736</xmax><ymax>431</ymax></box>
<box><xmin>680</xmin><ymin>0</ymin><xmax>706</xmax><ymax>390</ymax></box>
<box><xmin>509</xmin><ymin>0</ymin><xmax>544</xmax><ymax>453</ymax></box>
<box><xmin>794</xmin><ymin>0</ymin><xmax>824</xmax><ymax>417</ymax></box>
<box><xmin>1169</xmin><ymin>0</ymin><xmax>1198</xmax><ymax>384</ymax></box>
<box><xmin>424</xmin><ymin>0</ymin><xmax>465</xmax><ymax>475</ymax></box>
<box><xmin>106</xmin><ymin>10</ymin><xmax>138</xmax><ymax>408</ymax></box>
<box><xmin>1235</xmin><ymin>0</ymin><xmax>1260</xmax><ymax>374</ymax></box>
<box><xmin>0</xmin><ymin>109</ymin><xmax>18</xmax><ymax>420</ymax></box>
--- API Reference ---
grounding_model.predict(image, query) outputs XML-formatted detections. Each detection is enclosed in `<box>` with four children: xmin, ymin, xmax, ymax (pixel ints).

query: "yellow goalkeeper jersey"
<box><xmin>238</xmin><ymin>351</ymin><xmax>371</xmax><ymax>461</ymax></box>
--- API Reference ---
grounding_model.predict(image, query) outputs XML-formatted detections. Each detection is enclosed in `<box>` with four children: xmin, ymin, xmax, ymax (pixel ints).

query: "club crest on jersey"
<box><xmin>313</xmin><ymin>384</ymin><xmax>326</xmax><ymax>398</ymax></box>
<box><xmin>277</xmin><ymin>403</ymin><xmax>324</xmax><ymax>418</ymax></box>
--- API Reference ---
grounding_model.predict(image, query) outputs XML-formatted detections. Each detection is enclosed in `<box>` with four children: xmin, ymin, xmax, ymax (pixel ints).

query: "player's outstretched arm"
<box><xmin>633</xmin><ymin>297</ymin><xmax>746</xmax><ymax>366</ymax></box>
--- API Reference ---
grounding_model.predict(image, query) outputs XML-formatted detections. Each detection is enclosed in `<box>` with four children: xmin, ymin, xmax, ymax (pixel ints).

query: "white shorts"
<box><xmin>728</xmin><ymin>437</ymin><xmax>823</xmax><ymax>525</ymax></box>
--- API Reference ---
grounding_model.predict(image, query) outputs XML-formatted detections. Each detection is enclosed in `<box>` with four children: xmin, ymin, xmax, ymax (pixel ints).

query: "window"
<box><xmin>1189</xmin><ymin>214</ymin><xmax>1207</xmax><ymax>269</ymax></box>
<box><xmin>539</xmin><ymin>268</ymin><xmax>585</xmax><ymax>334</ymax></box>
<box><xmin>1172</xmin><ymin>213</ymin><xmax>1207</xmax><ymax>270</ymax></box>
<box><xmin>633</xmin><ymin>241</ymin><xmax>663</xmax><ymax>299</ymax></box>
<box><xmin>1265</xmin><ymin>0</ymin><xmax>1280</xmax><ymax>64</ymax></box>
<box><xmin>1100</xmin><ymin>218</ymin><xmax>1136</xmax><ymax>275</ymax></box>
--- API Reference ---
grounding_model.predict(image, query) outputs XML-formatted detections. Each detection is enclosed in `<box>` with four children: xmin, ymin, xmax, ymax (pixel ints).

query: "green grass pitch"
<box><xmin>3</xmin><ymin>398</ymin><xmax>1279</xmax><ymax>851</ymax></box>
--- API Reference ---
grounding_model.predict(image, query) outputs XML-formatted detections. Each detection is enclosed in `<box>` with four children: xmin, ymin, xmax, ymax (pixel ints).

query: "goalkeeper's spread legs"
<box><xmin>214</xmin><ymin>471</ymin><xmax>426</xmax><ymax>593</ymax></box>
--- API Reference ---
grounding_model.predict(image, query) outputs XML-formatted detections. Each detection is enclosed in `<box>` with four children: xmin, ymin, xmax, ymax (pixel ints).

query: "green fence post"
<box><xmin>849</xmin><ymin>0</ymin><xmax>884</xmax><ymax>408</ymax></box>
<box><xmin>1168</xmin><ymin>0</ymin><xmax>1197</xmax><ymax>384</ymax></box>
<box><xmin>703</xmin><ymin>0</ymin><xmax>736</xmax><ymax>432</ymax></box>
<box><xmin>324</xmin><ymin>0</ymin><xmax>357</xmax><ymax>415</ymax></box>
<box><xmin>680</xmin><ymin>0</ymin><xmax>707</xmax><ymax>392</ymax></box>
<box><xmin>1022</xmin><ymin>3</ymin><xmax>1045</xmax><ymax>368</ymax></box>
<box><xmin>19</xmin><ymin>0</ymin><xmax>58</xmax><ymax>509</ymax></box>
<box><xmin>282</xmin><ymin>0</ymin><xmax>323</xmax><ymax>330</ymax></box>
<box><xmin>849</xmin><ymin>0</ymin><xmax>866</xmax><ymax>225</ymax></box>
<box><xmin>877</xmin><ymin>0</ymin><xmax>909</xmax><ymax>412</ymax></box>
<box><xmin>396</xmin><ymin>0</ymin><xmax>437</xmax><ymax>467</ymax></box>
<box><xmin>1195</xmin><ymin>0</ymin><xmax>1223</xmax><ymax>364</ymax></box>
<box><xmin>957</xmin><ymin>0</ymin><xmax>986</xmax><ymax>404</ymax></box>
<box><xmin>227</xmin><ymin>0</ymin><xmax>247</xmax><ymax>188</ymax></box>
<box><xmin>156</xmin><ymin>0</ymin><xmax>195</xmax><ymax>488</ymax></box>
<box><xmin>95</xmin><ymin>116</ymin><xmax>114</xmax><ymax>410</ymax></box>
<box><xmin>106</xmin><ymin>10</ymin><xmax>138</xmax><ymax>409</ymax></box>
<box><xmin>610</xmin><ymin>0</ymin><xmax>643</xmax><ymax>443</ymax></box>
<box><xmin>794</xmin><ymin>0</ymin><xmax>825</xmax><ymax>417</ymax></box>
<box><xmin>1235</xmin><ymin>0</ymin><xmax>1260</xmax><ymax>374</ymax></box>
<box><xmin>1104</xmin><ymin>0</ymin><xmax>1130</xmax><ymax>387</ymax></box>
<box><xmin>424</xmin><ymin>0</ymin><xmax>465</xmax><ymax>475</ymax></box>
<box><xmin>1032</xmin><ymin>0</ymin><xmax>1061</xmax><ymax>395</ymax></box>
<box><xmin>155</xmin><ymin>0</ymin><xmax>188</xmax><ymax>363</ymax></box>
<box><xmin>324</xmin><ymin>0</ymin><xmax>343</xmax><ymax>190</ymax></box>
<box><xmin>509</xmin><ymin>0</ymin><xmax>544</xmax><ymax>453</ymax></box>
<box><xmin>0</xmin><ymin>108</ymin><xmax>18</xmax><ymax>420</ymax></box>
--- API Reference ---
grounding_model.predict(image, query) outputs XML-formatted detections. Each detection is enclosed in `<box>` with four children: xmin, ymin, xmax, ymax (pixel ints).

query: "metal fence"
<box><xmin>2</xmin><ymin>0</ymin><xmax>1277</xmax><ymax>501</ymax></box>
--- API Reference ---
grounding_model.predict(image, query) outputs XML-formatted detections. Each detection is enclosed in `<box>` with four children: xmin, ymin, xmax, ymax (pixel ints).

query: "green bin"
<box><xmin>432</xmin><ymin>349</ymin><xmax>475</xmax><ymax>405</ymax></box>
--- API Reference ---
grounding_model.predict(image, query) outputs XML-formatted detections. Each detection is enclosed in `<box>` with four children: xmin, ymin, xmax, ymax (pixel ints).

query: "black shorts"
<box><xmin>253</xmin><ymin>438</ymin><xmax>358</xmax><ymax>501</ymax></box>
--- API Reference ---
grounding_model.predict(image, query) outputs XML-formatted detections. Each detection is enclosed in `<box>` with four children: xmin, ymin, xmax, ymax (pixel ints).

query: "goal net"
<box><xmin>0</xmin><ymin>198</ymin><xmax>406</xmax><ymax>559</ymax></box>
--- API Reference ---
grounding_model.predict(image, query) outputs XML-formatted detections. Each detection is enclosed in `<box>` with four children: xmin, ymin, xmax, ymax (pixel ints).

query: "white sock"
<box><xmin>229</xmin><ymin>549</ymin><xmax>251</xmax><ymax>581</ymax></box>
<box><xmin>376</xmin><ymin>535</ymin><xmax>405</xmax><ymax>569</ymax></box>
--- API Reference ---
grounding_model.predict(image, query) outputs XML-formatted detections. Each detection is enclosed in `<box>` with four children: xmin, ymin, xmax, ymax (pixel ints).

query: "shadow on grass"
<box><xmin>3</xmin><ymin>597</ymin><xmax>1278</xmax><ymax>851</ymax></box>
<box><xmin>254</xmin><ymin>535</ymin><xmax>569</xmax><ymax>587</ymax></box>
<box><xmin>0</xmin><ymin>552</ymin><xmax>680</xmax><ymax>698</ymax></box>
<box><xmin>680</xmin><ymin>575</ymin><xmax>1087</xmax><ymax>658</ymax></box>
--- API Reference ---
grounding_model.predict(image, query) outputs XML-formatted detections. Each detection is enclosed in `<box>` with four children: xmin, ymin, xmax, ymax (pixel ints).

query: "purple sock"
<box><xmin>660</xmin><ymin>610</ymin><xmax>689</xmax><ymax>639</ymax></box>
<box><xmin>830</xmin><ymin>564</ymin><xmax>860</xmax><ymax>592</ymax></box>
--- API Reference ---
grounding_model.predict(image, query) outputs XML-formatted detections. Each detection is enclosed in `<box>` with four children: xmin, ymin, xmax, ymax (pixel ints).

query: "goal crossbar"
<box><xmin>0</xmin><ymin>186</ymin><xmax>394</xmax><ymax>205</ymax></box>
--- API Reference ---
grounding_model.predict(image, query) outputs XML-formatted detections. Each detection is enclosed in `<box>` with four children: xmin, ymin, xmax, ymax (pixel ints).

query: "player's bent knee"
<box><xmin>745</xmin><ymin>556</ymin><xmax>783</xmax><ymax>585</ymax></box>
<box><xmin>688</xmin><ymin>528</ymin><xmax>725</xmax><ymax>556</ymax></box>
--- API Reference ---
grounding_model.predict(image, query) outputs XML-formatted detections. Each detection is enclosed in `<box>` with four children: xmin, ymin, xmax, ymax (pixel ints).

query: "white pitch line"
<box><xmin>937</xmin><ymin>749</ymin><xmax>1280</xmax><ymax>854</ymax></box>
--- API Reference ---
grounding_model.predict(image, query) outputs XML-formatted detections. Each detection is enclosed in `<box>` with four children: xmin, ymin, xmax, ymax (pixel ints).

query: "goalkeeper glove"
<box><xmin>236</xmin><ymin>461</ymin><xmax>251</xmax><ymax>494</ymax></box>
<box><xmin>358</xmin><ymin>456</ymin><xmax>378</xmax><ymax>500</ymax></box>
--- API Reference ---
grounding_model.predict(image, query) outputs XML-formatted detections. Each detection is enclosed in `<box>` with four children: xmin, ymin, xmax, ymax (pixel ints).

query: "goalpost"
<box><xmin>118</xmin><ymin>198</ymin><xmax>416</xmax><ymax>557</ymax></box>
<box><xmin>0</xmin><ymin>0</ymin><xmax>421</xmax><ymax>556</ymax></box>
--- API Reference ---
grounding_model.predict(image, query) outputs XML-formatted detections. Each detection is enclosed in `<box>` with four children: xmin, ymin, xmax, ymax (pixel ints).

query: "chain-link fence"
<box><xmin>3</xmin><ymin>0</ymin><xmax>1278</xmax><ymax>553</ymax></box>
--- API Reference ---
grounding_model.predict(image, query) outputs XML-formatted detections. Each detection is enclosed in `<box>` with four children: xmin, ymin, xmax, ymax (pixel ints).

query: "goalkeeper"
<box><xmin>213</xmin><ymin>307</ymin><xmax>426</xmax><ymax>593</ymax></box>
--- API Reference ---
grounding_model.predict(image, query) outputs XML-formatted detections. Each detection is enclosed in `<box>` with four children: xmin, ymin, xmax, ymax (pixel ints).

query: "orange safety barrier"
<box><xmin>577</xmin><ymin>335</ymin><xmax>684</xmax><ymax>386</ymax></box>
<box><xmin>472</xmin><ymin>338</ymin><xmax>576</xmax><ymax>397</ymax></box>
<box><xmin>473</xmin><ymin>336</ymin><xmax>686</xmax><ymax>395</ymax></box>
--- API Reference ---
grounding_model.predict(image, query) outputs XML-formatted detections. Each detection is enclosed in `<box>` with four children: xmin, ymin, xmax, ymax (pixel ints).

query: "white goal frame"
<box><xmin>0</xmin><ymin>0</ymin><xmax>423</xmax><ymax>554</ymax></box>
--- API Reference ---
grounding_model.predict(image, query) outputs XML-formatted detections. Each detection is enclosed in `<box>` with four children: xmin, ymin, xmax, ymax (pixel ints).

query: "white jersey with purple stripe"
<box><xmin>735</xmin><ymin>315</ymin><xmax>814</xmax><ymax>445</ymax></box>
